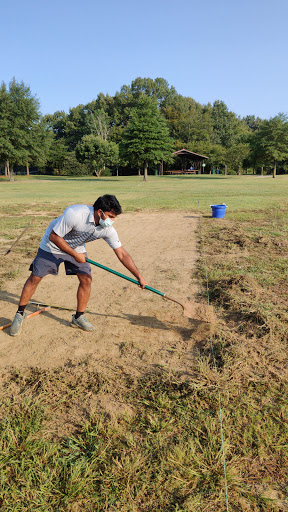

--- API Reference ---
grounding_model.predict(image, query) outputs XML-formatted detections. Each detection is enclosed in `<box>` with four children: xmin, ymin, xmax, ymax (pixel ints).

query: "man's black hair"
<box><xmin>93</xmin><ymin>195</ymin><xmax>122</xmax><ymax>215</ymax></box>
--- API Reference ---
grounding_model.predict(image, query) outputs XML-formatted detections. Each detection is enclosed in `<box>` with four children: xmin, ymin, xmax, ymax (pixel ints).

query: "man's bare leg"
<box><xmin>19</xmin><ymin>273</ymin><xmax>43</xmax><ymax>305</ymax></box>
<box><xmin>76</xmin><ymin>273</ymin><xmax>92</xmax><ymax>312</ymax></box>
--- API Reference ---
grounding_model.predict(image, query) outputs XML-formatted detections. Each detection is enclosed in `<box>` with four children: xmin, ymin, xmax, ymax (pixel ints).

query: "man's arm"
<box><xmin>114</xmin><ymin>246</ymin><xmax>148</xmax><ymax>289</ymax></box>
<box><xmin>49</xmin><ymin>231</ymin><xmax>86</xmax><ymax>263</ymax></box>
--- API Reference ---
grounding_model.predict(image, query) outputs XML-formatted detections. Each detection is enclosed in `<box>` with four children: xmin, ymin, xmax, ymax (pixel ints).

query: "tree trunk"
<box><xmin>26</xmin><ymin>163</ymin><xmax>30</xmax><ymax>176</ymax></box>
<box><xmin>237</xmin><ymin>166</ymin><xmax>241</xmax><ymax>176</ymax></box>
<box><xmin>143</xmin><ymin>161</ymin><xmax>148</xmax><ymax>182</ymax></box>
<box><xmin>261</xmin><ymin>166</ymin><xmax>264</xmax><ymax>176</ymax></box>
<box><xmin>9</xmin><ymin>163</ymin><xmax>14</xmax><ymax>182</ymax></box>
<box><xmin>116</xmin><ymin>167</ymin><xmax>119</xmax><ymax>177</ymax></box>
<box><xmin>5</xmin><ymin>161</ymin><xmax>9</xmax><ymax>177</ymax></box>
<box><xmin>273</xmin><ymin>160</ymin><xmax>276</xmax><ymax>179</ymax></box>
<box><xmin>159</xmin><ymin>161</ymin><xmax>163</xmax><ymax>176</ymax></box>
<box><xmin>138</xmin><ymin>168</ymin><xmax>141</xmax><ymax>177</ymax></box>
<box><xmin>224</xmin><ymin>165</ymin><xmax>227</xmax><ymax>176</ymax></box>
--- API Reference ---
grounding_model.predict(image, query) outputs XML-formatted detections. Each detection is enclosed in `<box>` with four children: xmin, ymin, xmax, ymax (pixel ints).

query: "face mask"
<box><xmin>99</xmin><ymin>211</ymin><xmax>114</xmax><ymax>228</ymax></box>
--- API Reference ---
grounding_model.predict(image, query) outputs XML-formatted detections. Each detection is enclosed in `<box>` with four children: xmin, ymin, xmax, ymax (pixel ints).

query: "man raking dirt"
<box><xmin>10</xmin><ymin>195</ymin><xmax>148</xmax><ymax>336</ymax></box>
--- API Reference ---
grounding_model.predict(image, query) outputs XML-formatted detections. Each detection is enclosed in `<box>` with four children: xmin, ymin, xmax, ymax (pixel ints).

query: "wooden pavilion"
<box><xmin>165</xmin><ymin>148</ymin><xmax>209</xmax><ymax>175</ymax></box>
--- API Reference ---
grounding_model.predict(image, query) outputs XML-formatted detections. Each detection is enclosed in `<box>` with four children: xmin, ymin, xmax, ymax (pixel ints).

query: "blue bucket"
<box><xmin>210</xmin><ymin>204</ymin><xmax>227</xmax><ymax>219</ymax></box>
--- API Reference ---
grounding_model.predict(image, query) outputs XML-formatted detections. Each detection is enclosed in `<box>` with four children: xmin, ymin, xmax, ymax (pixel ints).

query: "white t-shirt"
<box><xmin>39</xmin><ymin>204</ymin><xmax>122</xmax><ymax>255</ymax></box>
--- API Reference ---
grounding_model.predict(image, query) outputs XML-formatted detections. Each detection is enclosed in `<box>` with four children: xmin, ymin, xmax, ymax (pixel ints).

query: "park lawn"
<box><xmin>0</xmin><ymin>175</ymin><xmax>287</xmax><ymax>511</ymax></box>
<box><xmin>1</xmin><ymin>174</ymin><xmax>288</xmax><ymax>212</ymax></box>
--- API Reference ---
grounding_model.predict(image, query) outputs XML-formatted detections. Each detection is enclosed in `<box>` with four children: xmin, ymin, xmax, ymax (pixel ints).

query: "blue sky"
<box><xmin>1</xmin><ymin>0</ymin><xmax>287</xmax><ymax>119</ymax></box>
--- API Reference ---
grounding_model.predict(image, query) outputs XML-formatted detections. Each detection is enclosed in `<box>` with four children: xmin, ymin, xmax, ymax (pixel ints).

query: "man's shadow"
<box><xmin>0</xmin><ymin>290</ymin><xmax>108</xmax><ymax>329</ymax></box>
<box><xmin>0</xmin><ymin>290</ymin><xmax>196</xmax><ymax>341</ymax></box>
<box><xmin>121</xmin><ymin>313</ymin><xmax>195</xmax><ymax>341</ymax></box>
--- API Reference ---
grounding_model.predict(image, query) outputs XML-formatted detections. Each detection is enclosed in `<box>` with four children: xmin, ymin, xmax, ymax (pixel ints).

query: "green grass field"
<box><xmin>1</xmin><ymin>174</ymin><xmax>288</xmax><ymax>213</ymax></box>
<box><xmin>0</xmin><ymin>175</ymin><xmax>287</xmax><ymax>511</ymax></box>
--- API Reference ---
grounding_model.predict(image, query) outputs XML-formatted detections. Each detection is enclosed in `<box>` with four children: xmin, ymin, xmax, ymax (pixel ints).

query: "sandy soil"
<box><xmin>0</xmin><ymin>211</ymin><xmax>213</xmax><ymax>378</ymax></box>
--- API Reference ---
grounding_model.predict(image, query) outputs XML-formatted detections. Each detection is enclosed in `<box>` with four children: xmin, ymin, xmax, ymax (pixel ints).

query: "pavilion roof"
<box><xmin>173</xmin><ymin>148</ymin><xmax>209</xmax><ymax>160</ymax></box>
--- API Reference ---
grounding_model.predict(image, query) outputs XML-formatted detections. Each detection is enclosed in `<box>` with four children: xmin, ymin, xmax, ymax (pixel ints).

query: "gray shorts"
<box><xmin>30</xmin><ymin>248</ymin><xmax>92</xmax><ymax>277</ymax></box>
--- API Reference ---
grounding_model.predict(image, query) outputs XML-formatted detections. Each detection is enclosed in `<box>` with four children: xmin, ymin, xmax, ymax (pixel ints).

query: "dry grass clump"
<box><xmin>0</xmin><ymin>367</ymin><xmax>287</xmax><ymax>511</ymax></box>
<box><xmin>0</xmin><ymin>362</ymin><xmax>131</xmax><ymax>439</ymax></box>
<box><xmin>195</xmin><ymin>209</ymin><xmax>288</xmax><ymax>510</ymax></box>
<box><xmin>199</xmin><ymin>211</ymin><xmax>288</xmax><ymax>377</ymax></box>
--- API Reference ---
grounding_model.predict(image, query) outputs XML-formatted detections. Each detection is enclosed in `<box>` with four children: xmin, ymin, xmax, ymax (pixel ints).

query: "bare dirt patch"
<box><xmin>0</xmin><ymin>211</ymin><xmax>217</xmax><ymax>432</ymax></box>
<box><xmin>0</xmin><ymin>211</ymin><xmax>210</xmax><ymax>384</ymax></box>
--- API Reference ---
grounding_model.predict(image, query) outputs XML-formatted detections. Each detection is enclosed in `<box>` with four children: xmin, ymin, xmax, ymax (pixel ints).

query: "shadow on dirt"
<box><xmin>0</xmin><ymin>290</ymin><xmax>212</xmax><ymax>342</ymax></box>
<box><xmin>122</xmin><ymin>313</ymin><xmax>170</xmax><ymax>330</ymax></box>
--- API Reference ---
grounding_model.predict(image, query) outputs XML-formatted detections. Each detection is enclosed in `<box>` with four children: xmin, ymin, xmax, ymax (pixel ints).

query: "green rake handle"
<box><xmin>86</xmin><ymin>258</ymin><xmax>165</xmax><ymax>297</ymax></box>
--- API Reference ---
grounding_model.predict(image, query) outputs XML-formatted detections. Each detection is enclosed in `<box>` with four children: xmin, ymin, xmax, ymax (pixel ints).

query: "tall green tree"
<box><xmin>46</xmin><ymin>138</ymin><xmax>68</xmax><ymax>175</ymax></box>
<box><xmin>211</xmin><ymin>100</ymin><xmax>238</xmax><ymax>148</ymax></box>
<box><xmin>24</xmin><ymin>119</ymin><xmax>52</xmax><ymax>174</ymax></box>
<box><xmin>131</xmin><ymin>77</ymin><xmax>177</xmax><ymax>107</ymax></box>
<box><xmin>251</xmin><ymin>114</ymin><xmax>288</xmax><ymax>178</ymax></box>
<box><xmin>0</xmin><ymin>83</ymin><xmax>14</xmax><ymax>174</ymax></box>
<box><xmin>119</xmin><ymin>95</ymin><xmax>174</xmax><ymax>181</ymax></box>
<box><xmin>88</xmin><ymin>109</ymin><xmax>110</xmax><ymax>141</ymax></box>
<box><xmin>0</xmin><ymin>78</ymin><xmax>42</xmax><ymax>181</ymax></box>
<box><xmin>65</xmin><ymin>105</ymin><xmax>90</xmax><ymax>150</ymax></box>
<box><xmin>246</xmin><ymin>126</ymin><xmax>266</xmax><ymax>174</ymax></box>
<box><xmin>61</xmin><ymin>151</ymin><xmax>90</xmax><ymax>176</ymax></box>
<box><xmin>243</xmin><ymin>115</ymin><xmax>263</xmax><ymax>132</ymax></box>
<box><xmin>161</xmin><ymin>95</ymin><xmax>204</xmax><ymax>145</ymax></box>
<box><xmin>43</xmin><ymin>111</ymin><xmax>67</xmax><ymax>139</ymax></box>
<box><xmin>107</xmin><ymin>86</ymin><xmax>137</xmax><ymax>142</ymax></box>
<box><xmin>225</xmin><ymin>142</ymin><xmax>250</xmax><ymax>175</ymax></box>
<box><xmin>76</xmin><ymin>135</ymin><xmax>119</xmax><ymax>177</ymax></box>
<box><xmin>204</xmin><ymin>144</ymin><xmax>227</xmax><ymax>173</ymax></box>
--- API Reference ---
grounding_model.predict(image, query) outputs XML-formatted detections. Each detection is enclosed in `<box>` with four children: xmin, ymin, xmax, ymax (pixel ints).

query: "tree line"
<box><xmin>1</xmin><ymin>77</ymin><xmax>288</xmax><ymax>180</ymax></box>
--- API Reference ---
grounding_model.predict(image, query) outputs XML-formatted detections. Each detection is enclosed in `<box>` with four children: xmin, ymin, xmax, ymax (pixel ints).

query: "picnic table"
<box><xmin>165</xmin><ymin>169</ymin><xmax>197</xmax><ymax>175</ymax></box>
